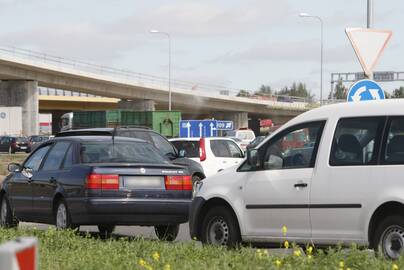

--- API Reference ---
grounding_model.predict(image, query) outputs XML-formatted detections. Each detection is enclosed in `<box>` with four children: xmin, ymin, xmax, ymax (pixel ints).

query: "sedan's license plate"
<box><xmin>122</xmin><ymin>176</ymin><xmax>164</xmax><ymax>189</ymax></box>
<box><xmin>20</xmin><ymin>146</ymin><xmax>27</xmax><ymax>149</ymax></box>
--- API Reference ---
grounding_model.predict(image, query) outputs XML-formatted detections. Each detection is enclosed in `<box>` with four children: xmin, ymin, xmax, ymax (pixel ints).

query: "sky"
<box><xmin>0</xmin><ymin>0</ymin><xmax>402</xmax><ymax>98</ymax></box>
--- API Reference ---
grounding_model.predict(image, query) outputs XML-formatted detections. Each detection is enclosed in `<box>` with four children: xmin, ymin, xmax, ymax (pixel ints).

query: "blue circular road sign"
<box><xmin>347</xmin><ymin>79</ymin><xmax>385</xmax><ymax>102</ymax></box>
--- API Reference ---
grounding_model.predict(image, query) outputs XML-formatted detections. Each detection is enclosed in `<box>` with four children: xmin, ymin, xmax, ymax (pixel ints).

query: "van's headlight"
<box><xmin>192</xmin><ymin>181</ymin><xmax>203</xmax><ymax>198</ymax></box>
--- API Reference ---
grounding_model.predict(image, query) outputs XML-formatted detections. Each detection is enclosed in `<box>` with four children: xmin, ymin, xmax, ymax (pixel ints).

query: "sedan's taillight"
<box><xmin>164</xmin><ymin>175</ymin><xmax>192</xmax><ymax>190</ymax></box>
<box><xmin>86</xmin><ymin>174</ymin><xmax>119</xmax><ymax>190</ymax></box>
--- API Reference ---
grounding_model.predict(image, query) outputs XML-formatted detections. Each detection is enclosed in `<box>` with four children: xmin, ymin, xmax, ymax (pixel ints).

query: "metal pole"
<box><xmin>168</xmin><ymin>33</ymin><xmax>172</xmax><ymax>111</ymax></box>
<box><xmin>367</xmin><ymin>0</ymin><xmax>373</xmax><ymax>28</ymax></box>
<box><xmin>319</xmin><ymin>16</ymin><xmax>324</xmax><ymax>105</ymax></box>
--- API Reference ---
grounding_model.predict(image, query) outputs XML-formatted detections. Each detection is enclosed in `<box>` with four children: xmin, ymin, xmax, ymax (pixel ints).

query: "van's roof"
<box><xmin>288</xmin><ymin>99</ymin><xmax>404</xmax><ymax>127</ymax></box>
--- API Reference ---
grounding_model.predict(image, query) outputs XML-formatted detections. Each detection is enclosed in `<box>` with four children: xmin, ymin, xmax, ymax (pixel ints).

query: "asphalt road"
<box><xmin>19</xmin><ymin>222</ymin><xmax>192</xmax><ymax>242</ymax></box>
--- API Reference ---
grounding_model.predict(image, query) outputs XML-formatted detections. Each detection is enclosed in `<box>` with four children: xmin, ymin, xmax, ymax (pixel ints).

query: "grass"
<box><xmin>0</xmin><ymin>228</ymin><xmax>402</xmax><ymax>270</ymax></box>
<box><xmin>0</xmin><ymin>153</ymin><xmax>27</xmax><ymax>178</ymax></box>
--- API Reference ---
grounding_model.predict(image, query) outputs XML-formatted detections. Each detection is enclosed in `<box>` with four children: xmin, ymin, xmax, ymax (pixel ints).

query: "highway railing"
<box><xmin>0</xmin><ymin>46</ymin><xmax>313</xmax><ymax>108</ymax></box>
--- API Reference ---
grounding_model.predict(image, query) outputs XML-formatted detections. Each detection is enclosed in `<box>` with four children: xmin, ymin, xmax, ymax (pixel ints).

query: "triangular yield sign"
<box><xmin>346</xmin><ymin>28</ymin><xmax>392</xmax><ymax>76</ymax></box>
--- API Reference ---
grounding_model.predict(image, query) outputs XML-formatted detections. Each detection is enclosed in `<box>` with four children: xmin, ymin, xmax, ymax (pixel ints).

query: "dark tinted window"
<box><xmin>42</xmin><ymin>142</ymin><xmax>71</xmax><ymax>171</ymax></box>
<box><xmin>263</xmin><ymin>122</ymin><xmax>324</xmax><ymax>170</ymax></box>
<box><xmin>384</xmin><ymin>117</ymin><xmax>404</xmax><ymax>164</ymax></box>
<box><xmin>210</xmin><ymin>140</ymin><xmax>243</xmax><ymax>158</ymax></box>
<box><xmin>330</xmin><ymin>117</ymin><xmax>384</xmax><ymax>166</ymax></box>
<box><xmin>62</xmin><ymin>145</ymin><xmax>74</xmax><ymax>169</ymax></box>
<box><xmin>24</xmin><ymin>145</ymin><xmax>51</xmax><ymax>171</ymax></box>
<box><xmin>80</xmin><ymin>141</ymin><xmax>168</xmax><ymax>164</ymax></box>
<box><xmin>171</xmin><ymin>141</ymin><xmax>199</xmax><ymax>158</ymax></box>
<box><xmin>117</xmin><ymin>130</ymin><xmax>152</xmax><ymax>143</ymax></box>
<box><xmin>149</xmin><ymin>133</ymin><xmax>176</xmax><ymax>156</ymax></box>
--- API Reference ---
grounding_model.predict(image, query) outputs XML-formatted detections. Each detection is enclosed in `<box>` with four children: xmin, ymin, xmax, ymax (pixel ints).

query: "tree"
<box><xmin>275</xmin><ymin>82</ymin><xmax>314</xmax><ymax>101</ymax></box>
<box><xmin>391</xmin><ymin>86</ymin><xmax>404</xmax><ymax>98</ymax></box>
<box><xmin>236</xmin><ymin>89</ymin><xmax>251</xmax><ymax>97</ymax></box>
<box><xmin>329</xmin><ymin>80</ymin><xmax>348</xmax><ymax>100</ymax></box>
<box><xmin>254</xmin><ymin>85</ymin><xmax>272</xmax><ymax>96</ymax></box>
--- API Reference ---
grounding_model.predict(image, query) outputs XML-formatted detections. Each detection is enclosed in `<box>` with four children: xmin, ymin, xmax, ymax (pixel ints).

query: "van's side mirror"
<box><xmin>247</xmin><ymin>149</ymin><xmax>259</xmax><ymax>168</ymax></box>
<box><xmin>8</xmin><ymin>163</ymin><xmax>22</xmax><ymax>173</ymax></box>
<box><xmin>178</xmin><ymin>149</ymin><xmax>186</xmax><ymax>158</ymax></box>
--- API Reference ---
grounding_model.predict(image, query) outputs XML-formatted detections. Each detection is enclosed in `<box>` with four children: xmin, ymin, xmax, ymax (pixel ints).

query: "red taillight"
<box><xmin>164</xmin><ymin>175</ymin><xmax>192</xmax><ymax>190</ymax></box>
<box><xmin>86</xmin><ymin>174</ymin><xmax>119</xmax><ymax>190</ymax></box>
<box><xmin>199</xmin><ymin>138</ymin><xmax>206</xmax><ymax>161</ymax></box>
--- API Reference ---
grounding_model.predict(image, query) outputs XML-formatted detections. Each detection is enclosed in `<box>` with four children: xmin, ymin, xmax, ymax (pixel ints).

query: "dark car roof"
<box><xmin>52</xmin><ymin>135</ymin><xmax>148</xmax><ymax>143</ymax></box>
<box><xmin>56</xmin><ymin>127</ymin><xmax>153</xmax><ymax>137</ymax></box>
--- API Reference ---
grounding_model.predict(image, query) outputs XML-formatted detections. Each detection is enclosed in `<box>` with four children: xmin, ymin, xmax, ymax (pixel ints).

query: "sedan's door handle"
<box><xmin>294</xmin><ymin>182</ymin><xmax>308</xmax><ymax>188</ymax></box>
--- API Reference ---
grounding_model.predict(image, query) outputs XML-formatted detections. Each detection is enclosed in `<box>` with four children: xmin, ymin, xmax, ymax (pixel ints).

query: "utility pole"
<box><xmin>367</xmin><ymin>0</ymin><xmax>374</xmax><ymax>79</ymax></box>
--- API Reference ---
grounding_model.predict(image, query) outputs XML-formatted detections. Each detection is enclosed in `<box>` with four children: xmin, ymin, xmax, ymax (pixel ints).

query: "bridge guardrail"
<box><xmin>0</xmin><ymin>46</ymin><xmax>312</xmax><ymax>109</ymax></box>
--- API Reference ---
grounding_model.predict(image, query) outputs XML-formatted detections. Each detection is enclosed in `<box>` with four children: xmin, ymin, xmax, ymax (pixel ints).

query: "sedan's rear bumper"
<box><xmin>69</xmin><ymin>197</ymin><xmax>191</xmax><ymax>226</ymax></box>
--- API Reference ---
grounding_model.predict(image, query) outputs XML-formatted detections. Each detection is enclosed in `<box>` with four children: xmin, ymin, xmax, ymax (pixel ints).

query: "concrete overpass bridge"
<box><xmin>0</xmin><ymin>46</ymin><xmax>314</xmax><ymax>135</ymax></box>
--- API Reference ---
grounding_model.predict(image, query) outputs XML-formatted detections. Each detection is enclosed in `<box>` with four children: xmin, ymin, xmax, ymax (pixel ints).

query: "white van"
<box><xmin>225</xmin><ymin>129</ymin><xmax>256</xmax><ymax>151</ymax></box>
<box><xmin>190</xmin><ymin>100</ymin><xmax>404</xmax><ymax>259</ymax></box>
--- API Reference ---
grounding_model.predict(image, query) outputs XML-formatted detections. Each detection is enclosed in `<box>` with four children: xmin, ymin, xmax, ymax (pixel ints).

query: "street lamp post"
<box><xmin>150</xmin><ymin>29</ymin><xmax>172</xmax><ymax>111</ymax></box>
<box><xmin>299</xmin><ymin>13</ymin><xmax>324</xmax><ymax>105</ymax></box>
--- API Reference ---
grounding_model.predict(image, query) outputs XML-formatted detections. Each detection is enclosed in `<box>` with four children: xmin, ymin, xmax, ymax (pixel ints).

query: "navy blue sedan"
<box><xmin>0</xmin><ymin>136</ymin><xmax>192</xmax><ymax>240</ymax></box>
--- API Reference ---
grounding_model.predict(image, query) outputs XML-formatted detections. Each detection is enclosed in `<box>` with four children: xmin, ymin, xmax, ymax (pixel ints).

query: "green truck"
<box><xmin>60</xmin><ymin>110</ymin><xmax>181</xmax><ymax>138</ymax></box>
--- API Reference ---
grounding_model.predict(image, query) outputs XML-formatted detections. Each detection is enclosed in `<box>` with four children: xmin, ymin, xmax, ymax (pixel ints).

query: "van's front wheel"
<box><xmin>373</xmin><ymin>215</ymin><xmax>404</xmax><ymax>259</ymax></box>
<box><xmin>201</xmin><ymin>206</ymin><xmax>240</xmax><ymax>247</ymax></box>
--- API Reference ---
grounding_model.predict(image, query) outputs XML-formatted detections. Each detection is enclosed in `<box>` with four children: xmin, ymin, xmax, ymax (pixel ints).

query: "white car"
<box><xmin>170</xmin><ymin>137</ymin><xmax>244</xmax><ymax>177</ymax></box>
<box><xmin>190</xmin><ymin>99</ymin><xmax>404</xmax><ymax>259</ymax></box>
<box><xmin>224</xmin><ymin>129</ymin><xmax>256</xmax><ymax>151</ymax></box>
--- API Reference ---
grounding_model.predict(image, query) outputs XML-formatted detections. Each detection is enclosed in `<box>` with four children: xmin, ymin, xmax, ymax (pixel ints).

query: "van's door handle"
<box><xmin>294</xmin><ymin>182</ymin><xmax>308</xmax><ymax>188</ymax></box>
<box><xmin>49</xmin><ymin>177</ymin><xmax>56</xmax><ymax>184</ymax></box>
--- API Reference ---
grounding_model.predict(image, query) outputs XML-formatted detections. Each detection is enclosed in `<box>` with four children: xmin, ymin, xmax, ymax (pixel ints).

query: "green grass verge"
<box><xmin>0</xmin><ymin>154</ymin><xmax>27</xmax><ymax>177</ymax></box>
<box><xmin>0</xmin><ymin>228</ymin><xmax>401</xmax><ymax>270</ymax></box>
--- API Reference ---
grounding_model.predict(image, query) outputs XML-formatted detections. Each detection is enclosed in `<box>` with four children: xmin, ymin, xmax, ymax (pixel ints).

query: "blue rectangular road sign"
<box><xmin>179</xmin><ymin>120</ymin><xmax>218</xmax><ymax>138</ymax></box>
<box><xmin>216</xmin><ymin>120</ymin><xmax>233</xmax><ymax>130</ymax></box>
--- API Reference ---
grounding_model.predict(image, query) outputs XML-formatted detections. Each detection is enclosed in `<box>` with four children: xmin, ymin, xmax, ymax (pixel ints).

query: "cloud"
<box><xmin>212</xmin><ymin>39</ymin><xmax>357</xmax><ymax>64</ymax></box>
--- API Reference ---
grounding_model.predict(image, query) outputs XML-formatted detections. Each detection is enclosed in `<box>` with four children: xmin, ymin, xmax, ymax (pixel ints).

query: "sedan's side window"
<box><xmin>329</xmin><ymin>117</ymin><xmax>384</xmax><ymax>166</ymax></box>
<box><xmin>62</xmin><ymin>144</ymin><xmax>74</xmax><ymax>169</ymax></box>
<box><xmin>42</xmin><ymin>142</ymin><xmax>71</xmax><ymax>171</ymax></box>
<box><xmin>383</xmin><ymin>117</ymin><xmax>404</xmax><ymax>164</ymax></box>
<box><xmin>263</xmin><ymin>121</ymin><xmax>324</xmax><ymax>170</ymax></box>
<box><xmin>24</xmin><ymin>145</ymin><xmax>52</xmax><ymax>171</ymax></box>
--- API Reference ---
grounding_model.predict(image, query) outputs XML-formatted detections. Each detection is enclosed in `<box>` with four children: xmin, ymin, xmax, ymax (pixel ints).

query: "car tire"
<box><xmin>372</xmin><ymin>215</ymin><xmax>404</xmax><ymax>259</ymax></box>
<box><xmin>98</xmin><ymin>225</ymin><xmax>115</xmax><ymax>237</ymax></box>
<box><xmin>0</xmin><ymin>195</ymin><xmax>18</xmax><ymax>228</ymax></box>
<box><xmin>192</xmin><ymin>175</ymin><xmax>202</xmax><ymax>183</ymax></box>
<box><xmin>55</xmin><ymin>199</ymin><xmax>75</xmax><ymax>230</ymax></box>
<box><xmin>154</xmin><ymin>224</ymin><xmax>180</xmax><ymax>241</ymax></box>
<box><xmin>201</xmin><ymin>206</ymin><xmax>241</xmax><ymax>247</ymax></box>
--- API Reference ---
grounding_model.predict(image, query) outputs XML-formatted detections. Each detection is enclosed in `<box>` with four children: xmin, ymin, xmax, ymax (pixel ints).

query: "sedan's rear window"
<box><xmin>80</xmin><ymin>141</ymin><xmax>168</xmax><ymax>164</ymax></box>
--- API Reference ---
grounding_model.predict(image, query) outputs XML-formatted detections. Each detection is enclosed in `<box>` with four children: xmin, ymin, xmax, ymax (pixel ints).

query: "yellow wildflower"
<box><xmin>164</xmin><ymin>264</ymin><xmax>171</xmax><ymax>270</ymax></box>
<box><xmin>263</xmin><ymin>249</ymin><xmax>269</xmax><ymax>256</ymax></box>
<box><xmin>138</xmin><ymin>259</ymin><xmax>146</xmax><ymax>267</ymax></box>
<box><xmin>339</xmin><ymin>261</ymin><xmax>344</xmax><ymax>268</ymax></box>
<box><xmin>392</xmin><ymin>264</ymin><xmax>399</xmax><ymax>270</ymax></box>
<box><xmin>293</xmin><ymin>249</ymin><xmax>301</xmax><ymax>257</ymax></box>
<box><xmin>306</xmin><ymin>246</ymin><xmax>313</xmax><ymax>255</ymax></box>
<box><xmin>347</xmin><ymin>268</ymin><xmax>352</xmax><ymax>270</ymax></box>
<box><xmin>284</xmin><ymin>240</ymin><xmax>289</xmax><ymax>249</ymax></box>
<box><xmin>307</xmin><ymin>255</ymin><xmax>312</xmax><ymax>260</ymax></box>
<box><xmin>275</xmin><ymin>259</ymin><xmax>282</xmax><ymax>267</ymax></box>
<box><xmin>282</xmin><ymin>225</ymin><xmax>288</xmax><ymax>236</ymax></box>
<box><xmin>152</xmin><ymin>251</ymin><xmax>160</xmax><ymax>261</ymax></box>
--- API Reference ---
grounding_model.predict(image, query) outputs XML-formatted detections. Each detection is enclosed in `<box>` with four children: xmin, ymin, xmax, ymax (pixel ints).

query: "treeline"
<box><xmin>237</xmin><ymin>82</ymin><xmax>314</xmax><ymax>101</ymax></box>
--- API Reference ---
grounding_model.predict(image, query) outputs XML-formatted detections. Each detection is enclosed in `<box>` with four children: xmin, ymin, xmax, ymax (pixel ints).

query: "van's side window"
<box><xmin>383</xmin><ymin>117</ymin><xmax>404</xmax><ymax>164</ymax></box>
<box><xmin>262</xmin><ymin>121</ymin><xmax>324</xmax><ymax>170</ymax></box>
<box><xmin>329</xmin><ymin>117</ymin><xmax>384</xmax><ymax>166</ymax></box>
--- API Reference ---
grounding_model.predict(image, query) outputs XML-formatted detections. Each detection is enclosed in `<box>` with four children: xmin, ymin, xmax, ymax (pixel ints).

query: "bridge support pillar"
<box><xmin>0</xmin><ymin>80</ymin><xmax>38</xmax><ymax>135</ymax></box>
<box><xmin>118</xmin><ymin>99</ymin><xmax>155</xmax><ymax>111</ymax></box>
<box><xmin>213</xmin><ymin>111</ymin><xmax>249</xmax><ymax>130</ymax></box>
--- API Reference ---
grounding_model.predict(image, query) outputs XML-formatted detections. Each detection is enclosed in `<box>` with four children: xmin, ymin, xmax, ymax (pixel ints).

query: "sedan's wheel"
<box><xmin>98</xmin><ymin>225</ymin><xmax>115</xmax><ymax>238</ymax></box>
<box><xmin>154</xmin><ymin>224</ymin><xmax>179</xmax><ymax>241</ymax></box>
<box><xmin>0</xmin><ymin>196</ymin><xmax>18</xmax><ymax>228</ymax></box>
<box><xmin>201</xmin><ymin>206</ymin><xmax>240</xmax><ymax>247</ymax></box>
<box><xmin>192</xmin><ymin>175</ymin><xmax>202</xmax><ymax>183</ymax></box>
<box><xmin>55</xmin><ymin>200</ymin><xmax>74</xmax><ymax>229</ymax></box>
<box><xmin>373</xmin><ymin>215</ymin><xmax>404</xmax><ymax>259</ymax></box>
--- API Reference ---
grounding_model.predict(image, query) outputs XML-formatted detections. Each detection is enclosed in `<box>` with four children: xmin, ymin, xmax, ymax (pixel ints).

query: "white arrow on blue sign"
<box><xmin>347</xmin><ymin>79</ymin><xmax>385</xmax><ymax>102</ymax></box>
<box><xmin>179</xmin><ymin>120</ymin><xmax>218</xmax><ymax>138</ymax></box>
